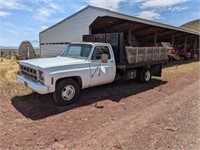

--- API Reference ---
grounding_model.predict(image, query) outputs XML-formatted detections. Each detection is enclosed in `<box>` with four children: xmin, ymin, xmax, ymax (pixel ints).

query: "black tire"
<box><xmin>137</xmin><ymin>68</ymin><xmax>152</xmax><ymax>83</ymax></box>
<box><xmin>53</xmin><ymin>79</ymin><xmax>80</xmax><ymax>106</ymax></box>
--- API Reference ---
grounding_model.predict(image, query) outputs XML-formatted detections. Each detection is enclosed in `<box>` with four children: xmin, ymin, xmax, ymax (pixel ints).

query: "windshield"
<box><xmin>60</xmin><ymin>44</ymin><xmax>92</xmax><ymax>59</ymax></box>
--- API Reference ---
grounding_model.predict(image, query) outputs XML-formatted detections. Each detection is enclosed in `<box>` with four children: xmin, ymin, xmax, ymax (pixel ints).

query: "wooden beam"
<box><xmin>159</xmin><ymin>33</ymin><xmax>191</xmax><ymax>41</ymax></box>
<box><xmin>134</xmin><ymin>26</ymin><xmax>155</xmax><ymax>35</ymax></box>
<box><xmin>137</xmin><ymin>28</ymin><xmax>174</xmax><ymax>40</ymax></box>
<box><xmin>107</xmin><ymin>21</ymin><xmax>129</xmax><ymax>31</ymax></box>
<box><xmin>92</xmin><ymin>19</ymin><xmax>127</xmax><ymax>33</ymax></box>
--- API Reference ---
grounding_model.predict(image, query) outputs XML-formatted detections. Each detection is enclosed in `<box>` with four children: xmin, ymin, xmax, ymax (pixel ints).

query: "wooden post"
<box><xmin>172</xmin><ymin>34</ymin><xmax>175</xmax><ymax>47</ymax></box>
<box><xmin>193</xmin><ymin>38</ymin><xmax>197</xmax><ymax>53</ymax></box>
<box><xmin>128</xmin><ymin>23</ymin><xmax>136</xmax><ymax>46</ymax></box>
<box><xmin>184</xmin><ymin>36</ymin><xmax>187</xmax><ymax>52</ymax></box>
<box><xmin>128</xmin><ymin>29</ymin><xmax>132</xmax><ymax>46</ymax></box>
<box><xmin>89</xmin><ymin>26</ymin><xmax>92</xmax><ymax>35</ymax></box>
<box><xmin>154</xmin><ymin>29</ymin><xmax>158</xmax><ymax>47</ymax></box>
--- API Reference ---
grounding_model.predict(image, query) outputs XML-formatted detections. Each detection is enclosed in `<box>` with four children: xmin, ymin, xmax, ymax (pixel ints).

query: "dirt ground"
<box><xmin>0</xmin><ymin>61</ymin><xmax>200</xmax><ymax>150</ymax></box>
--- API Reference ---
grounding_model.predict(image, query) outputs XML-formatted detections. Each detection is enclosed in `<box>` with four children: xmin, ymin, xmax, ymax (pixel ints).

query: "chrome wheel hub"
<box><xmin>62</xmin><ymin>85</ymin><xmax>75</xmax><ymax>101</ymax></box>
<box><xmin>145</xmin><ymin>71</ymin><xmax>151</xmax><ymax>81</ymax></box>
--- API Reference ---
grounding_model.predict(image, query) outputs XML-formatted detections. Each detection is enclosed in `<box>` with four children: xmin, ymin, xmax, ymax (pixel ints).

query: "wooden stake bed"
<box><xmin>125</xmin><ymin>47</ymin><xmax>168</xmax><ymax>64</ymax></box>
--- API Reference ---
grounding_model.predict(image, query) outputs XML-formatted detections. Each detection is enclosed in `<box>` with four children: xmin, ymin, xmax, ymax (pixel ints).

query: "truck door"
<box><xmin>90</xmin><ymin>45</ymin><xmax>116</xmax><ymax>87</ymax></box>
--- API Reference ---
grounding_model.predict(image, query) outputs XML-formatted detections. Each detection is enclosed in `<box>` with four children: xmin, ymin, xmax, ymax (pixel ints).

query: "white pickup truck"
<box><xmin>18</xmin><ymin>33</ymin><xmax>168</xmax><ymax>105</ymax></box>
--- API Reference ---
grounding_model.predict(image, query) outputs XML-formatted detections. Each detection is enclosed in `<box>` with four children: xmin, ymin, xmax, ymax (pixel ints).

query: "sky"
<box><xmin>0</xmin><ymin>0</ymin><xmax>199</xmax><ymax>47</ymax></box>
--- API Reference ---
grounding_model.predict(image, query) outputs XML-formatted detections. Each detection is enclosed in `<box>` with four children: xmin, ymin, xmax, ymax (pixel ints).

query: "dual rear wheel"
<box><xmin>137</xmin><ymin>68</ymin><xmax>152</xmax><ymax>83</ymax></box>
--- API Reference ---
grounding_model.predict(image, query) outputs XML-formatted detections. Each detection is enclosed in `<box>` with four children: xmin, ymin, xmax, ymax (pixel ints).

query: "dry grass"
<box><xmin>0</xmin><ymin>58</ymin><xmax>31</xmax><ymax>97</ymax></box>
<box><xmin>0</xmin><ymin>58</ymin><xmax>19</xmax><ymax>82</ymax></box>
<box><xmin>161</xmin><ymin>61</ymin><xmax>200</xmax><ymax>81</ymax></box>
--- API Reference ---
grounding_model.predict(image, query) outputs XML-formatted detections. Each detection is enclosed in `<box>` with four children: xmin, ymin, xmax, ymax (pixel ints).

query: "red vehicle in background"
<box><xmin>177</xmin><ymin>50</ymin><xmax>192</xmax><ymax>60</ymax></box>
<box><xmin>159</xmin><ymin>42</ymin><xmax>192</xmax><ymax>60</ymax></box>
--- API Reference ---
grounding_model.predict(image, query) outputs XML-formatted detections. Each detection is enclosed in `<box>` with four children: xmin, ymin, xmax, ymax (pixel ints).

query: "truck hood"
<box><xmin>19</xmin><ymin>56</ymin><xmax>86</xmax><ymax>69</ymax></box>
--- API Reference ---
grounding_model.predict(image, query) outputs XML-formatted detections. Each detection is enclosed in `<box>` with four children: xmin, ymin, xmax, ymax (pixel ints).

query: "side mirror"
<box><xmin>101</xmin><ymin>54</ymin><xmax>108</xmax><ymax>63</ymax></box>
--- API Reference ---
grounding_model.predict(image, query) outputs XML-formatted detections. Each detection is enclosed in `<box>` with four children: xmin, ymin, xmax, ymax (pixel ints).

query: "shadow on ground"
<box><xmin>11</xmin><ymin>79</ymin><xmax>167</xmax><ymax>120</ymax></box>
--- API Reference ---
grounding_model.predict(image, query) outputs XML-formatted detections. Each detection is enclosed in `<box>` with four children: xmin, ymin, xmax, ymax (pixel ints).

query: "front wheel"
<box><xmin>137</xmin><ymin>68</ymin><xmax>152</xmax><ymax>83</ymax></box>
<box><xmin>53</xmin><ymin>79</ymin><xmax>80</xmax><ymax>106</ymax></box>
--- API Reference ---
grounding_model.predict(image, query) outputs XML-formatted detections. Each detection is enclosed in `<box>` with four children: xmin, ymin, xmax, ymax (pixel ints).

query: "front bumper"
<box><xmin>18</xmin><ymin>75</ymin><xmax>49</xmax><ymax>94</ymax></box>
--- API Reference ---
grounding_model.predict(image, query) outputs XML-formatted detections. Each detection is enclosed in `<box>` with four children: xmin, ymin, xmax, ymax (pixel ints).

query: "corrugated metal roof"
<box><xmin>105</xmin><ymin>7</ymin><xmax>199</xmax><ymax>35</ymax></box>
<box><xmin>40</xmin><ymin>5</ymin><xmax>200</xmax><ymax>35</ymax></box>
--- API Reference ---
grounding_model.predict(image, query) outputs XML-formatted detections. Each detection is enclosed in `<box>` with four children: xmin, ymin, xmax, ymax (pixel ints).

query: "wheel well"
<box><xmin>56</xmin><ymin>76</ymin><xmax>82</xmax><ymax>88</ymax></box>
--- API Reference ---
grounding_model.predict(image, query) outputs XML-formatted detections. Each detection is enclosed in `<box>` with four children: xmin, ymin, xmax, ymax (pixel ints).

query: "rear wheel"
<box><xmin>53</xmin><ymin>79</ymin><xmax>80</xmax><ymax>106</ymax></box>
<box><xmin>137</xmin><ymin>68</ymin><xmax>152</xmax><ymax>83</ymax></box>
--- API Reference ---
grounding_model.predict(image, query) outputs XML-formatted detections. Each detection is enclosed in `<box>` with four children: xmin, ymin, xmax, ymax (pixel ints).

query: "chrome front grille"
<box><xmin>20</xmin><ymin>65</ymin><xmax>38</xmax><ymax>81</ymax></box>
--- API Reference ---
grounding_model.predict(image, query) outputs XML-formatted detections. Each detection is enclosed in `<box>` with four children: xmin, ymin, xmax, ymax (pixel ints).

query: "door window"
<box><xmin>91</xmin><ymin>46</ymin><xmax>111</xmax><ymax>60</ymax></box>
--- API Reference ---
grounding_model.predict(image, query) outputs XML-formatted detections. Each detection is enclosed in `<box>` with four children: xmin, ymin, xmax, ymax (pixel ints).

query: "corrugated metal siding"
<box><xmin>41</xmin><ymin>44</ymin><xmax>68</xmax><ymax>58</ymax></box>
<box><xmin>40</xmin><ymin>8</ymin><xmax>107</xmax><ymax>57</ymax></box>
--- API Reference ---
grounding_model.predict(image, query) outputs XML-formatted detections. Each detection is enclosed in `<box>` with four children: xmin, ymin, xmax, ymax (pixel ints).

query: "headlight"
<box><xmin>39</xmin><ymin>71</ymin><xmax>44</xmax><ymax>83</ymax></box>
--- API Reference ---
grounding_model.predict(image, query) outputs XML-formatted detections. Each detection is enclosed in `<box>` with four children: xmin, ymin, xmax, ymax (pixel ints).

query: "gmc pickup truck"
<box><xmin>18</xmin><ymin>33</ymin><xmax>168</xmax><ymax>105</ymax></box>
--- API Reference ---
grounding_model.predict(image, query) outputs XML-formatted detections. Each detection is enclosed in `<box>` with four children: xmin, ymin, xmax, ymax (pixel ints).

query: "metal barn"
<box><xmin>39</xmin><ymin>5</ymin><xmax>199</xmax><ymax>58</ymax></box>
